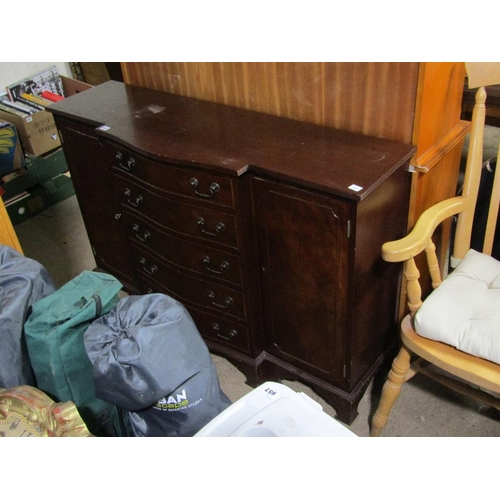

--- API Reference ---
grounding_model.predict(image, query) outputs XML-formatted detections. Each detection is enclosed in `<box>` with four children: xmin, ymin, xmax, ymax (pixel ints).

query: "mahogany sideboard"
<box><xmin>49</xmin><ymin>81</ymin><xmax>415</xmax><ymax>424</ymax></box>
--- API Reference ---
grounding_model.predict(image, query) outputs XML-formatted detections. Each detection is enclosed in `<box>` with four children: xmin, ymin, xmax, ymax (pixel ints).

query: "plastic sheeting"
<box><xmin>84</xmin><ymin>293</ymin><xmax>231</xmax><ymax>437</ymax></box>
<box><xmin>0</xmin><ymin>245</ymin><xmax>55</xmax><ymax>388</ymax></box>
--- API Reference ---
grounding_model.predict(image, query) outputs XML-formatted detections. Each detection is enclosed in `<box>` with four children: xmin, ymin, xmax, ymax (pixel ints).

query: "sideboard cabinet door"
<box><xmin>56</xmin><ymin>118</ymin><xmax>136</xmax><ymax>288</ymax></box>
<box><xmin>253</xmin><ymin>178</ymin><xmax>352</xmax><ymax>388</ymax></box>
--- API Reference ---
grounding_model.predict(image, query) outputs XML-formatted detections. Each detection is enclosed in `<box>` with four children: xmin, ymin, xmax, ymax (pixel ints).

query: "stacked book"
<box><xmin>0</xmin><ymin>65</ymin><xmax>66</xmax><ymax>117</ymax></box>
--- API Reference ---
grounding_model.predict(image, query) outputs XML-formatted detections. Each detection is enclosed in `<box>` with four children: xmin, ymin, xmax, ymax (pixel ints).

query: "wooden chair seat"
<box><xmin>402</xmin><ymin>315</ymin><xmax>500</xmax><ymax>396</ymax></box>
<box><xmin>415</xmin><ymin>249</ymin><xmax>500</xmax><ymax>366</ymax></box>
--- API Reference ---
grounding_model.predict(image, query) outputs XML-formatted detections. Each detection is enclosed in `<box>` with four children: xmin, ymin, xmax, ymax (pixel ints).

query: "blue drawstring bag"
<box><xmin>84</xmin><ymin>293</ymin><xmax>231</xmax><ymax>437</ymax></box>
<box><xmin>0</xmin><ymin>245</ymin><xmax>55</xmax><ymax>388</ymax></box>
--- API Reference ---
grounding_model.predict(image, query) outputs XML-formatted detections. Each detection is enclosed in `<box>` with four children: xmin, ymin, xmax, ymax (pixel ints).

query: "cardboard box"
<box><xmin>5</xmin><ymin>188</ymin><xmax>46</xmax><ymax>225</ymax></box>
<box><xmin>1</xmin><ymin>167</ymin><xmax>38</xmax><ymax>201</ymax></box>
<box><xmin>60</xmin><ymin>75</ymin><xmax>93</xmax><ymax>97</ymax></box>
<box><xmin>1</xmin><ymin>146</ymin><xmax>68</xmax><ymax>202</ymax></box>
<box><xmin>5</xmin><ymin>173</ymin><xmax>75</xmax><ymax>226</ymax></box>
<box><xmin>0</xmin><ymin>121</ymin><xmax>24</xmax><ymax>176</ymax></box>
<box><xmin>25</xmin><ymin>147</ymin><xmax>68</xmax><ymax>185</ymax></box>
<box><xmin>0</xmin><ymin>107</ymin><xmax>60</xmax><ymax>156</ymax></box>
<box><xmin>41</xmin><ymin>173</ymin><xmax>75</xmax><ymax>206</ymax></box>
<box><xmin>0</xmin><ymin>76</ymin><xmax>92</xmax><ymax>157</ymax></box>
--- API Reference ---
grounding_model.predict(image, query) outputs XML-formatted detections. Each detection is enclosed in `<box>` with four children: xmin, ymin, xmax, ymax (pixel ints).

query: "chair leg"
<box><xmin>370</xmin><ymin>345</ymin><xmax>412</xmax><ymax>437</ymax></box>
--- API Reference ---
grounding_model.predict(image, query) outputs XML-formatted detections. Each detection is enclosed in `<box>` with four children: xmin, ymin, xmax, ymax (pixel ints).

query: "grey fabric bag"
<box><xmin>0</xmin><ymin>245</ymin><xmax>55</xmax><ymax>388</ymax></box>
<box><xmin>84</xmin><ymin>293</ymin><xmax>231</xmax><ymax>437</ymax></box>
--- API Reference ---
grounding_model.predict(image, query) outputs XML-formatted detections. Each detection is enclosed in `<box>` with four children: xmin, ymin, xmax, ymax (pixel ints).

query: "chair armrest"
<box><xmin>382</xmin><ymin>197</ymin><xmax>466</xmax><ymax>262</ymax></box>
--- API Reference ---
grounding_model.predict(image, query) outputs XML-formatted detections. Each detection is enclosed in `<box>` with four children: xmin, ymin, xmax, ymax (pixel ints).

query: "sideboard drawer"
<box><xmin>114</xmin><ymin>174</ymin><xmax>239</xmax><ymax>249</ymax></box>
<box><xmin>187</xmin><ymin>307</ymin><xmax>251</xmax><ymax>354</ymax></box>
<box><xmin>123</xmin><ymin>212</ymin><xmax>243</xmax><ymax>287</ymax></box>
<box><xmin>137</xmin><ymin>278</ymin><xmax>251</xmax><ymax>354</ymax></box>
<box><xmin>130</xmin><ymin>245</ymin><xmax>247</xmax><ymax>321</ymax></box>
<box><xmin>109</xmin><ymin>144</ymin><xmax>235</xmax><ymax>208</ymax></box>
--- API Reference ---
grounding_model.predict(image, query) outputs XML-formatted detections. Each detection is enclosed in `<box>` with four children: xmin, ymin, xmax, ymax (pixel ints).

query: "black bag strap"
<box><xmin>93</xmin><ymin>294</ymin><xmax>102</xmax><ymax>318</ymax></box>
<box><xmin>79</xmin><ymin>294</ymin><xmax>102</xmax><ymax>319</ymax></box>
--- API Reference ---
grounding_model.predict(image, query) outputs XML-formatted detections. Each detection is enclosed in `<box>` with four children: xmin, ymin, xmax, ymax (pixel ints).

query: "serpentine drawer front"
<box><xmin>113</xmin><ymin>173</ymin><xmax>239</xmax><ymax>250</ymax></box>
<box><xmin>139</xmin><ymin>275</ymin><xmax>251</xmax><ymax>354</ymax></box>
<box><xmin>50</xmin><ymin>81</ymin><xmax>415</xmax><ymax>424</ymax></box>
<box><xmin>122</xmin><ymin>211</ymin><xmax>243</xmax><ymax>286</ymax></box>
<box><xmin>112</xmin><ymin>146</ymin><xmax>236</xmax><ymax>209</ymax></box>
<box><xmin>129</xmin><ymin>244</ymin><xmax>247</xmax><ymax>321</ymax></box>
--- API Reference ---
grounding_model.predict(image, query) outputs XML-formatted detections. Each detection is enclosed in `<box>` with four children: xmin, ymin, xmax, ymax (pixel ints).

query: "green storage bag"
<box><xmin>24</xmin><ymin>270</ymin><xmax>127</xmax><ymax>436</ymax></box>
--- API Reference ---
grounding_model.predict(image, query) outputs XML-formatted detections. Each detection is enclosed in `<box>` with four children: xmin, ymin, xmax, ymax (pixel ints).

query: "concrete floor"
<box><xmin>14</xmin><ymin>194</ymin><xmax>500</xmax><ymax>437</ymax></box>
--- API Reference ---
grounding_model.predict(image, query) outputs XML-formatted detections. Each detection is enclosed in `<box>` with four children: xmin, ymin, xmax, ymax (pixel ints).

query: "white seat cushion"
<box><xmin>414</xmin><ymin>248</ymin><xmax>500</xmax><ymax>364</ymax></box>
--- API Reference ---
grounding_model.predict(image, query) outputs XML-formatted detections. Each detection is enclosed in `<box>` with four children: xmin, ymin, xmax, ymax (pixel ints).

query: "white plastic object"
<box><xmin>194</xmin><ymin>382</ymin><xmax>357</xmax><ymax>437</ymax></box>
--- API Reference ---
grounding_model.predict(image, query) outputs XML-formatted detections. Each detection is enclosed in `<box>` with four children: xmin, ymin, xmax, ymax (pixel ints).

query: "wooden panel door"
<box><xmin>253</xmin><ymin>177</ymin><xmax>352</xmax><ymax>387</ymax></box>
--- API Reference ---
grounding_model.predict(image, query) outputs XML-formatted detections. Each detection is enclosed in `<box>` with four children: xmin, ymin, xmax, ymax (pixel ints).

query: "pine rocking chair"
<box><xmin>370</xmin><ymin>62</ymin><xmax>500</xmax><ymax>437</ymax></box>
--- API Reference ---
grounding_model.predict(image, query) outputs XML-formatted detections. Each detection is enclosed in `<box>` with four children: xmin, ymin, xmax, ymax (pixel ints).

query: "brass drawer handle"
<box><xmin>208</xmin><ymin>291</ymin><xmax>233</xmax><ymax>309</ymax></box>
<box><xmin>116</xmin><ymin>152</ymin><xmax>135</xmax><ymax>172</ymax></box>
<box><xmin>202</xmin><ymin>255</ymin><xmax>230</xmax><ymax>275</ymax></box>
<box><xmin>190</xmin><ymin>178</ymin><xmax>220</xmax><ymax>199</ymax></box>
<box><xmin>212</xmin><ymin>323</ymin><xmax>238</xmax><ymax>341</ymax></box>
<box><xmin>139</xmin><ymin>257</ymin><xmax>158</xmax><ymax>276</ymax></box>
<box><xmin>132</xmin><ymin>224</ymin><xmax>151</xmax><ymax>243</ymax></box>
<box><xmin>124</xmin><ymin>188</ymin><xmax>143</xmax><ymax>208</ymax></box>
<box><xmin>197</xmin><ymin>217</ymin><xmax>225</xmax><ymax>237</ymax></box>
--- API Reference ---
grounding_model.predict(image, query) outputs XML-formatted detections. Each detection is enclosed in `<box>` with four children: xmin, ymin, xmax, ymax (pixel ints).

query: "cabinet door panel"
<box><xmin>58</xmin><ymin>122</ymin><xmax>135</xmax><ymax>283</ymax></box>
<box><xmin>253</xmin><ymin>178</ymin><xmax>351</xmax><ymax>384</ymax></box>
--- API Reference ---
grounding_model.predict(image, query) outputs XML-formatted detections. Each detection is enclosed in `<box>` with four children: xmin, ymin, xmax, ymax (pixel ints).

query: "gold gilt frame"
<box><xmin>0</xmin><ymin>386</ymin><xmax>92</xmax><ymax>437</ymax></box>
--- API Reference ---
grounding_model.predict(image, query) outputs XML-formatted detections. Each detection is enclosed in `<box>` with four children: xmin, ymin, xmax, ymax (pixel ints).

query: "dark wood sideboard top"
<box><xmin>50</xmin><ymin>80</ymin><xmax>415</xmax><ymax>201</ymax></box>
